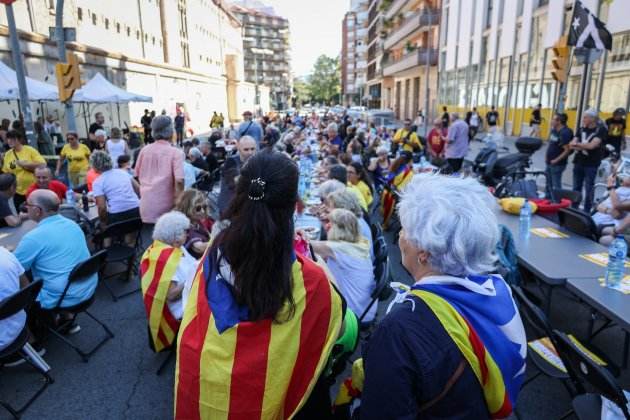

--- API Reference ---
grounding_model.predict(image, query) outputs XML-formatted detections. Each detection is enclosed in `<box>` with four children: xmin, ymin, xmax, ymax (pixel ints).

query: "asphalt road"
<box><xmin>2</xmin><ymin>139</ymin><xmax>630</xmax><ymax>419</ymax></box>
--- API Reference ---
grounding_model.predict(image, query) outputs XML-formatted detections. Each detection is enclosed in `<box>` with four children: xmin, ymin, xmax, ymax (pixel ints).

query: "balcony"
<box><xmin>383</xmin><ymin>0</ymin><xmax>406</xmax><ymax>20</ymax></box>
<box><xmin>382</xmin><ymin>48</ymin><xmax>437</xmax><ymax>76</ymax></box>
<box><xmin>383</xmin><ymin>10</ymin><xmax>439</xmax><ymax>50</ymax></box>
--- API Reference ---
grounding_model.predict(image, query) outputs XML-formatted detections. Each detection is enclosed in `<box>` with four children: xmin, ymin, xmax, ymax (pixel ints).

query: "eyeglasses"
<box><xmin>24</xmin><ymin>202</ymin><xmax>42</xmax><ymax>211</ymax></box>
<box><xmin>195</xmin><ymin>205</ymin><xmax>208</xmax><ymax>212</ymax></box>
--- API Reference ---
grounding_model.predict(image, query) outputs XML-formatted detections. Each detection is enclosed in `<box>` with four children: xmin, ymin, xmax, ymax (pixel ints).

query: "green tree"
<box><xmin>308</xmin><ymin>55</ymin><xmax>340</xmax><ymax>105</ymax></box>
<box><xmin>292</xmin><ymin>77</ymin><xmax>311</xmax><ymax>107</ymax></box>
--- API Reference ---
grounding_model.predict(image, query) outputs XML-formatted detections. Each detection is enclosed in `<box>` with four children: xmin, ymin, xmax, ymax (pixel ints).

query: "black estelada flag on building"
<box><xmin>568</xmin><ymin>0</ymin><xmax>613</xmax><ymax>50</ymax></box>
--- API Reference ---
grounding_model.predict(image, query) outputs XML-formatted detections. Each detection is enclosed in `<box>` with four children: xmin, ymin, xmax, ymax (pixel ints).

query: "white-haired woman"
<box><xmin>360</xmin><ymin>174</ymin><xmax>526</xmax><ymax>419</ymax></box>
<box><xmin>310</xmin><ymin>208</ymin><xmax>375</xmax><ymax>322</ymax></box>
<box><xmin>323</xmin><ymin>189</ymin><xmax>373</xmax><ymax>260</ymax></box>
<box><xmin>91</xmin><ymin>151</ymin><xmax>140</xmax><ymax>226</ymax></box>
<box><xmin>141</xmin><ymin>212</ymin><xmax>199</xmax><ymax>351</ymax></box>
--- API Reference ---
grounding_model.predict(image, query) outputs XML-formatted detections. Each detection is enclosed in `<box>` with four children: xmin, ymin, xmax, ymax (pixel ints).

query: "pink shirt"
<box><xmin>135</xmin><ymin>140</ymin><xmax>185</xmax><ymax>223</ymax></box>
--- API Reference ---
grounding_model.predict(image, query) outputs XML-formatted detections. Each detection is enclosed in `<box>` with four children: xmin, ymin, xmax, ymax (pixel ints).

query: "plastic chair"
<box><xmin>0</xmin><ymin>280</ymin><xmax>53</xmax><ymax>419</ymax></box>
<box><xmin>553</xmin><ymin>330</ymin><xmax>630</xmax><ymax>420</ymax></box>
<box><xmin>557</xmin><ymin>207</ymin><xmax>599</xmax><ymax>242</ymax></box>
<box><xmin>93</xmin><ymin>217</ymin><xmax>143</xmax><ymax>301</ymax></box>
<box><xmin>44</xmin><ymin>250</ymin><xmax>114</xmax><ymax>362</ymax></box>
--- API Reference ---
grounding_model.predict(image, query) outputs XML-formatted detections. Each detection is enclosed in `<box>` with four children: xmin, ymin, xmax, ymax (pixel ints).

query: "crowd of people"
<box><xmin>2</xmin><ymin>100</ymin><xmax>628</xmax><ymax>419</ymax></box>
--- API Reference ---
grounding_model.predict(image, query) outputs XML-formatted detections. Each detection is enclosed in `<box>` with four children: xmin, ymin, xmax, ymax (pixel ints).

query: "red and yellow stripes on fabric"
<box><xmin>140</xmin><ymin>241</ymin><xmax>183</xmax><ymax>353</ymax></box>
<box><xmin>381</xmin><ymin>165</ymin><xmax>413</xmax><ymax>227</ymax></box>
<box><xmin>174</xmin><ymin>253</ymin><xmax>343</xmax><ymax>420</ymax></box>
<box><xmin>411</xmin><ymin>290</ymin><xmax>512</xmax><ymax>419</ymax></box>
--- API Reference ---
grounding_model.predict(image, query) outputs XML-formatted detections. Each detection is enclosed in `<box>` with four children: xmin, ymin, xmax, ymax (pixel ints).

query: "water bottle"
<box><xmin>298</xmin><ymin>174</ymin><xmax>306</xmax><ymax>198</ymax></box>
<box><xmin>519</xmin><ymin>201</ymin><xmax>531</xmax><ymax>234</ymax></box>
<box><xmin>420</xmin><ymin>155</ymin><xmax>427</xmax><ymax>168</ymax></box>
<box><xmin>605</xmin><ymin>235</ymin><xmax>627</xmax><ymax>289</ymax></box>
<box><xmin>66</xmin><ymin>189</ymin><xmax>75</xmax><ymax>206</ymax></box>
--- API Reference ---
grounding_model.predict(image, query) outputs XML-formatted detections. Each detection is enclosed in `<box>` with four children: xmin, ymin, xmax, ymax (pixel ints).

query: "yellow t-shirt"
<box><xmin>2</xmin><ymin>145</ymin><xmax>46</xmax><ymax>195</ymax></box>
<box><xmin>346</xmin><ymin>185</ymin><xmax>368</xmax><ymax>212</ymax></box>
<box><xmin>353</xmin><ymin>180</ymin><xmax>373</xmax><ymax>208</ymax></box>
<box><xmin>393</xmin><ymin>129</ymin><xmax>422</xmax><ymax>152</ymax></box>
<box><xmin>61</xmin><ymin>143</ymin><xmax>91</xmax><ymax>174</ymax></box>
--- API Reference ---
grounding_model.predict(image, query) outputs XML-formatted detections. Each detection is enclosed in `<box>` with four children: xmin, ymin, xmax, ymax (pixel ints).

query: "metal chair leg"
<box><xmin>47</xmin><ymin>311</ymin><xmax>114</xmax><ymax>362</ymax></box>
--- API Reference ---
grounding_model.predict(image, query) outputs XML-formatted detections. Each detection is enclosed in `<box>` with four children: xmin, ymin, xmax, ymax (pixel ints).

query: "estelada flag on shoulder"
<box><xmin>568</xmin><ymin>0</ymin><xmax>613</xmax><ymax>51</ymax></box>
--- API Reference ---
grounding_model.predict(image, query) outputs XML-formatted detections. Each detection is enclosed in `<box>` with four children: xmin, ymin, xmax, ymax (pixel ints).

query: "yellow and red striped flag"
<box><xmin>174</xmin><ymin>250</ymin><xmax>343</xmax><ymax>419</ymax></box>
<box><xmin>140</xmin><ymin>241</ymin><xmax>183</xmax><ymax>352</ymax></box>
<box><xmin>381</xmin><ymin>164</ymin><xmax>413</xmax><ymax>227</ymax></box>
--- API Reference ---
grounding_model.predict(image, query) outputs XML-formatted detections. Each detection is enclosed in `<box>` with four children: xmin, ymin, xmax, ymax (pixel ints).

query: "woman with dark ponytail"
<box><xmin>175</xmin><ymin>151</ymin><xmax>344</xmax><ymax>419</ymax></box>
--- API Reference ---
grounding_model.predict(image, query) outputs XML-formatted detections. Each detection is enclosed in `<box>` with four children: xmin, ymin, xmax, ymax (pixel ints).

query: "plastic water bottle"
<box><xmin>298</xmin><ymin>174</ymin><xmax>307</xmax><ymax>198</ymax></box>
<box><xmin>419</xmin><ymin>155</ymin><xmax>427</xmax><ymax>168</ymax></box>
<box><xmin>66</xmin><ymin>189</ymin><xmax>75</xmax><ymax>206</ymax></box>
<box><xmin>605</xmin><ymin>235</ymin><xmax>627</xmax><ymax>288</ymax></box>
<box><xmin>519</xmin><ymin>201</ymin><xmax>531</xmax><ymax>234</ymax></box>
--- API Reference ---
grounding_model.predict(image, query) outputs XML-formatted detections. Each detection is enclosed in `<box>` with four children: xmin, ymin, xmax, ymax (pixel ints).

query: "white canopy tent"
<box><xmin>0</xmin><ymin>60</ymin><xmax>59</xmax><ymax>101</ymax></box>
<box><xmin>72</xmin><ymin>72</ymin><xmax>152</xmax><ymax>129</ymax></box>
<box><xmin>72</xmin><ymin>73</ymin><xmax>152</xmax><ymax>103</ymax></box>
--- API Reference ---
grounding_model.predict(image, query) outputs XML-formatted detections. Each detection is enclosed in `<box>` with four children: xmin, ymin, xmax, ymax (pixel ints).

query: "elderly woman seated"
<box><xmin>175</xmin><ymin>189</ymin><xmax>213</xmax><ymax>258</ymax></box>
<box><xmin>359</xmin><ymin>174</ymin><xmax>526</xmax><ymax>419</ymax></box>
<box><xmin>140</xmin><ymin>211</ymin><xmax>198</xmax><ymax>352</ymax></box>
<box><xmin>310</xmin><ymin>208</ymin><xmax>375</xmax><ymax>322</ymax></box>
<box><xmin>323</xmin><ymin>189</ymin><xmax>373</xmax><ymax>260</ymax></box>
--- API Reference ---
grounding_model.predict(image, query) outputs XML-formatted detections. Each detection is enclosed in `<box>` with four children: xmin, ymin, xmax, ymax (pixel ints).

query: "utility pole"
<box><xmin>423</xmin><ymin>11</ymin><xmax>435</xmax><ymax>138</ymax></box>
<box><xmin>3</xmin><ymin>0</ymin><xmax>36</xmax><ymax>145</ymax></box>
<box><xmin>55</xmin><ymin>0</ymin><xmax>77</xmax><ymax>132</ymax></box>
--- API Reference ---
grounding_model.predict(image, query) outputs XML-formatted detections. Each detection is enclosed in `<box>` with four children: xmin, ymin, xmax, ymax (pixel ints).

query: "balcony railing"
<box><xmin>383</xmin><ymin>0</ymin><xmax>406</xmax><ymax>20</ymax></box>
<box><xmin>383</xmin><ymin>10</ymin><xmax>440</xmax><ymax>50</ymax></box>
<box><xmin>382</xmin><ymin>48</ymin><xmax>437</xmax><ymax>76</ymax></box>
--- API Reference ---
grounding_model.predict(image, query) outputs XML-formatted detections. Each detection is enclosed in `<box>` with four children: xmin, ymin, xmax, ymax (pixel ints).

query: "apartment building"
<box><xmin>0</xmin><ymin>0</ymin><xmax>269</xmax><ymax>135</ymax></box>
<box><xmin>438</xmin><ymin>0</ymin><xmax>630</xmax><ymax>137</ymax></box>
<box><xmin>230</xmin><ymin>2</ymin><xmax>291</xmax><ymax>110</ymax></box>
<box><xmin>342</xmin><ymin>0</ymin><xmax>369</xmax><ymax>106</ymax></box>
<box><xmin>379</xmin><ymin>0</ymin><xmax>441</xmax><ymax>121</ymax></box>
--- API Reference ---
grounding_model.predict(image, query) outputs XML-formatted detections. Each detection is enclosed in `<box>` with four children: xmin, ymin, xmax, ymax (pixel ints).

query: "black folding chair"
<box><xmin>0</xmin><ymin>280</ymin><xmax>53</xmax><ymax>419</ymax></box>
<box><xmin>554</xmin><ymin>189</ymin><xmax>583</xmax><ymax>208</ymax></box>
<box><xmin>358</xmin><ymin>258</ymin><xmax>391</xmax><ymax>324</ymax></box>
<box><xmin>44</xmin><ymin>250</ymin><xmax>114</xmax><ymax>362</ymax></box>
<box><xmin>557</xmin><ymin>207</ymin><xmax>599</xmax><ymax>242</ymax></box>
<box><xmin>553</xmin><ymin>330</ymin><xmax>630</xmax><ymax>420</ymax></box>
<box><xmin>93</xmin><ymin>217</ymin><xmax>143</xmax><ymax>301</ymax></box>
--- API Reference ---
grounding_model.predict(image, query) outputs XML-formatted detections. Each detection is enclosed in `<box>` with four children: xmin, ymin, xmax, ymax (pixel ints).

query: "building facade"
<box><xmin>365</xmin><ymin>0</ymin><xmax>384</xmax><ymax>110</ymax></box>
<box><xmin>0</xmin><ymin>0</ymin><xmax>269</xmax><ymax>137</ymax></box>
<box><xmin>379</xmin><ymin>0</ymin><xmax>440</xmax><ymax>121</ymax></box>
<box><xmin>342</xmin><ymin>0</ymin><xmax>369</xmax><ymax>106</ymax></box>
<box><xmin>438</xmin><ymin>0</ymin><xmax>630</xmax><ymax>137</ymax></box>
<box><xmin>230</xmin><ymin>2</ymin><xmax>291</xmax><ymax>111</ymax></box>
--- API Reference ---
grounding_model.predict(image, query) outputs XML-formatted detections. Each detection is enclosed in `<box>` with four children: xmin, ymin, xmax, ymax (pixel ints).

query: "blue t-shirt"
<box><xmin>14</xmin><ymin>214</ymin><xmax>97</xmax><ymax>309</ymax></box>
<box><xmin>546</xmin><ymin>126</ymin><xmax>573</xmax><ymax>166</ymax></box>
<box><xmin>237</xmin><ymin>120</ymin><xmax>263</xmax><ymax>144</ymax></box>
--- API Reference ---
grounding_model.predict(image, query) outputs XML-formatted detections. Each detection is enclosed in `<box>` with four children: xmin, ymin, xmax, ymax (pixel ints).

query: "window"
<box><xmin>152</xmin><ymin>36</ymin><xmax>155</xmax><ymax>45</ymax></box>
<box><xmin>136</xmin><ymin>30</ymin><xmax>140</xmax><ymax>40</ymax></box>
<box><xmin>127</xmin><ymin>27</ymin><xmax>131</xmax><ymax>36</ymax></box>
<box><xmin>77</xmin><ymin>7</ymin><xmax>83</xmax><ymax>21</ymax></box>
<box><xmin>92</xmin><ymin>13</ymin><xmax>97</xmax><ymax>25</ymax></box>
<box><xmin>105</xmin><ymin>18</ymin><xmax>109</xmax><ymax>29</ymax></box>
<box><xmin>116</xmin><ymin>23</ymin><xmax>121</xmax><ymax>33</ymax></box>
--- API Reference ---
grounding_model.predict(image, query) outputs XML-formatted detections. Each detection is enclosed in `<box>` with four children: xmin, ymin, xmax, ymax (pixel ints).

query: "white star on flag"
<box><xmin>572</xmin><ymin>17</ymin><xmax>581</xmax><ymax>31</ymax></box>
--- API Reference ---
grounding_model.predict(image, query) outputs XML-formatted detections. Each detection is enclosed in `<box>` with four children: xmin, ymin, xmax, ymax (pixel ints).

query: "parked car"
<box><xmin>367</xmin><ymin>109</ymin><xmax>402</xmax><ymax>130</ymax></box>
